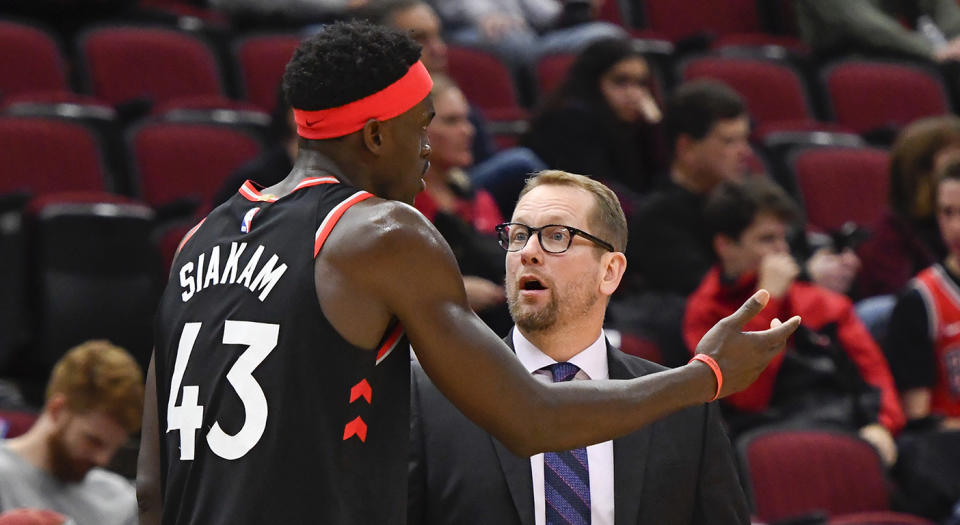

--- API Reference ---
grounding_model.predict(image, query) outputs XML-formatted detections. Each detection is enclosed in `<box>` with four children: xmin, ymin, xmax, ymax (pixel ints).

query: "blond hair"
<box><xmin>518</xmin><ymin>170</ymin><xmax>627</xmax><ymax>252</ymax></box>
<box><xmin>46</xmin><ymin>340</ymin><xmax>144</xmax><ymax>433</ymax></box>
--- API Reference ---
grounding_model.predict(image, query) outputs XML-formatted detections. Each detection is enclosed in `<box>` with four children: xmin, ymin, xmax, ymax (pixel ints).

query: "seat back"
<box><xmin>823</xmin><ymin>61</ymin><xmax>951</xmax><ymax>134</ymax></box>
<box><xmin>128</xmin><ymin>120</ymin><xmax>262</xmax><ymax>210</ymax></box>
<box><xmin>643</xmin><ymin>0</ymin><xmax>762</xmax><ymax>40</ymax></box>
<box><xmin>234</xmin><ymin>33</ymin><xmax>302</xmax><ymax>113</ymax></box>
<box><xmin>682</xmin><ymin>56</ymin><xmax>814</xmax><ymax>126</ymax></box>
<box><xmin>78</xmin><ymin>25</ymin><xmax>224</xmax><ymax>106</ymax></box>
<box><xmin>446</xmin><ymin>45</ymin><xmax>526</xmax><ymax>121</ymax></box>
<box><xmin>741</xmin><ymin>429</ymin><xmax>892</xmax><ymax>523</ymax></box>
<box><xmin>789</xmin><ymin>146</ymin><xmax>889</xmax><ymax>231</ymax></box>
<box><xmin>0</xmin><ymin>116</ymin><xmax>108</xmax><ymax>196</ymax></box>
<box><xmin>28</xmin><ymin>193</ymin><xmax>160</xmax><ymax>373</ymax></box>
<box><xmin>0</xmin><ymin>20</ymin><xmax>68</xmax><ymax>102</ymax></box>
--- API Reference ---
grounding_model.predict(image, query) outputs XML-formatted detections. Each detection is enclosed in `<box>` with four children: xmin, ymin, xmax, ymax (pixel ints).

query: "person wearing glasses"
<box><xmin>140</xmin><ymin>22</ymin><xmax>799</xmax><ymax>525</ymax></box>
<box><xmin>408</xmin><ymin>170</ymin><xmax>750</xmax><ymax>525</ymax></box>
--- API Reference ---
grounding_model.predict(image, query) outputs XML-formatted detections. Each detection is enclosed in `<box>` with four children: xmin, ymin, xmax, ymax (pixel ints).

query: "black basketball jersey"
<box><xmin>153</xmin><ymin>177</ymin><xmax>410</xmax><ymax>525</ymax></box>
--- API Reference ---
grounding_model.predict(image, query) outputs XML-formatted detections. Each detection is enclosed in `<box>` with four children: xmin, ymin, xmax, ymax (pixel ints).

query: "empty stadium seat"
<box><xmin>77</xmin><ymin>25</ymin><xmax>226</xmax><ymax>108</ymax></box>
<box><xmin>788</xmin><ymin>146</ymin><xmax>889</xmax><ymax>232</ymax></box>
<box><xmin>641</xmin><ymin>0</ymin><xmax>763</xmax><ymax>40</ymax></box>
<box><xmin>0</xmin><ymin>116</ymin><xmax>109</xmax><ymax>196</ymax></box>
<box><xmin>0</xmin><ymin>20</ymin><xmax>68</xmax><ymax>102</ymax></box>
<box><xmin>446</xmin><ymin>45</ymin><xmax>527</xmax><ymax>122</ymax></box>
<box><xmin>822</xmin><ymin>60</ymin><xmax>951</xmax><ymax>136</ymax></box>
<box><xmin>128</xmin><ymin>120</ymin><xmax>262</xmax><ymax>211</ymax></box>
<box><xmin>233</xmin><ymin>33</ymin><xmax>302</xmax><ymax>113</ymax></box>
<box><xmin>740</xmin><ymin>429</ymin><xmax>934</xmax><ymax>524</ymax></box>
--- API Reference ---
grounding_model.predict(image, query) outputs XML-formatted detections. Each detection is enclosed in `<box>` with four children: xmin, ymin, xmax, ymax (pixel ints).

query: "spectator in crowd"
<box><xmin>409</xmin><ymin>170</ymin><xmax>749</xmax><ymax>525</ymax></box>
<box><xmin>415</xmin><ymin>74</ymin><xmax>511</xmax><ymax>334</ymax></box>
<box><xmin>795</xmin><ymin>0</ymin><xmax>960</xmax><ymax>62</ymax></box>
<box><xmin>684</xmin><ymin>178</ymin><xmax>905</xmax><ymax>465</ymax></box>
<box><xmin>524</xmin><ymin>36</ymin><xmax>667</xmax><ymax>199</ymax></box>
<box><xmin>0</xmin><ymin>341</ymin><xmax>143</xmax><ymax>525</ymax></box>
<box><xmin>378</xmin><ymin>0</ymin><xmax>547</xmax><ymax>215</ymax></box>
<box><xmin>884</xmin><ymin>160</ymin><xmax>960</xmax><ymax>522</ymax></box>
<box><xmin>625</xmin><ymin>80</ymin><xmax>750</xmax><ymax>297</ymax></box>
<box><xmin>431</xmin><ymin>0</ymin><xmax>625</xmax><ymax>100</ymax></box>
<box><xmin>856</xmin><ymin>116</ymin><xmax>960</xmax><ymax>300</ymax></box>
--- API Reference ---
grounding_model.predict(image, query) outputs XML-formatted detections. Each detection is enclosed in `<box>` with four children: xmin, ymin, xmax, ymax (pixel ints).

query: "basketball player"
<box><xmin>137</xmin><ymin>21</ymin><xmax>800</xmax><ymax>525</ymax></box>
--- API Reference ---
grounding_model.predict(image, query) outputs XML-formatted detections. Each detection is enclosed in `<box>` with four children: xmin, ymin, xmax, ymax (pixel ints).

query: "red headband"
<box><xmin>293</xmin><ymin>60</ymin><xmax>433</xmax><ymax>140</ymax></box>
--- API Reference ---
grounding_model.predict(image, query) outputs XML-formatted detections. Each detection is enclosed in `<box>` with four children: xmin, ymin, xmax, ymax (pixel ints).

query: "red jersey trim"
<box><xmin>376</xmin><ymin>323</ymin><xmax>404</xmax><ymax>365</ymax></box>
<box><xmin>175</xmin><ymin>218</ymin><xmax>207</xmax><ymax>256</ymax></box>
<box><xmin>313</xmin><ymin>191</ymin><xmax>374</xmax><ymax>257</ymax></box>
<box><xmin>238</xmin><ymin>176</ymin><xmax>340</xmax><ymax>202</ymax></box>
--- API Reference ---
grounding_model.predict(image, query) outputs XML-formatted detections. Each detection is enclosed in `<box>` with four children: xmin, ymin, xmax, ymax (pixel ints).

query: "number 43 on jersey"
<box><xmin>167</xmin><ymin>321</ymin><xmax>278</xmax><ymax>461</ymax></box>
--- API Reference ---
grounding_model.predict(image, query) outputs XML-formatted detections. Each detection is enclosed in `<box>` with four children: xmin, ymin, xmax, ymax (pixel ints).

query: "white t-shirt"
<box><xmin>0</xmin><ymin>445</ymin><xmax>137</xmax><ymax>525</ymax></box>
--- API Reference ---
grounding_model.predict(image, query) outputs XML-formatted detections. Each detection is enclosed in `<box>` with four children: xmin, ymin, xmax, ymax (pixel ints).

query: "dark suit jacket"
<box><xmin>408</xmin><ymin>336</ymin><xmax>749</xmax><ymax>525</ymax></box>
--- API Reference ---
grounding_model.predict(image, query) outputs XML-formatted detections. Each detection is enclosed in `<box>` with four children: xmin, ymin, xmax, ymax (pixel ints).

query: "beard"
<box><xmin>47</xmin><ymin>427</ymin><xmax>96</xmax><ymax>483</ymax></box>
<box><xmin>507</xmin><ymin>273</ymin><xmax>599</xmax><ymax>334</ymax></box>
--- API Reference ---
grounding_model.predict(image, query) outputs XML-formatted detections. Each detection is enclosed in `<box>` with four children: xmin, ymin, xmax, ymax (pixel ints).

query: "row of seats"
<box><xmin>4</xmin><ymin>15</ymin><xmax>952</xmax><ymax>140</ymax></box>
<box><xmin>0</xmin><ymin>19</ymin><xmax>299</xmax><ymax>113</ymax></box>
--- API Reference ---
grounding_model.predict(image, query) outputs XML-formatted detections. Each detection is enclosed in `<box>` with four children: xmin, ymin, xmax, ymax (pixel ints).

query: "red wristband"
<box><xmin>689</xmin><ymin>354</ymin><xmax>723</xmax><ymax>402</ymax></box>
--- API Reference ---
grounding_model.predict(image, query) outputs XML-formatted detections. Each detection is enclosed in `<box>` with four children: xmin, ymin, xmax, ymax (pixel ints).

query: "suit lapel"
<box><xmin>491</xmin><ymin>331</ymin><xmax>536</xmax><ymax>525</ymax></box>
<box><xmin>608</xmin><ymin>344</ymin><xmax>654</xmax><ymax>525</ymax></box>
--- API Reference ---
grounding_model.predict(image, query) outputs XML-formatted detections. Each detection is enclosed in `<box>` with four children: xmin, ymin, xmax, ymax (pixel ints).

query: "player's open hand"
<box><xmin>694</xmin><ymin>289</ymin><xmax>800</xmax><ymax>397</ymax></box>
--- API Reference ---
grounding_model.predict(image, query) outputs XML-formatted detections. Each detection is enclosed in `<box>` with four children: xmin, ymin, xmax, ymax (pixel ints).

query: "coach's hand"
<box><xmin>694</xmin><ymin>289</ymin><xmax>800</xmax><ymax>398</ymax></box>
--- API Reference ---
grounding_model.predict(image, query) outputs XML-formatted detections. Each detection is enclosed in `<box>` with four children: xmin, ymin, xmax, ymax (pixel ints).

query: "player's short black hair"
<box><xmin>665</xmin><ymin>80</ymin><xmax>746</xmax><ymax>149</ymax></box>
<box><xmin>282</xmin><ymin>20</ymin><xmax>422</xmax><ymax>111</ymax></box>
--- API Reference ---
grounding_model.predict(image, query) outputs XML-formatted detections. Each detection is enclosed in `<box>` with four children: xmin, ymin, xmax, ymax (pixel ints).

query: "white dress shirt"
<box><xmin>512</xmin><ymin>328</ymin><xmax>614</xmax><ymax>525</ymax></box>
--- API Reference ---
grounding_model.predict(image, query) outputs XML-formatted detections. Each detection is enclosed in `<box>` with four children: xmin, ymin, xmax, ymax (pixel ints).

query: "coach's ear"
<box><xmin>362</xmin><ymin>119</ymin><xmax>384</xmax><ymax>154</ymax></box>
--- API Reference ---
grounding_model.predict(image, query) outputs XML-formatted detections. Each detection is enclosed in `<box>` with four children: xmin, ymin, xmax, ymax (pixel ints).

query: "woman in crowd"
<box><xmin>524</xmin><ymin>36</ymin><xmax>666</xmax><ymax>200</ymax></box>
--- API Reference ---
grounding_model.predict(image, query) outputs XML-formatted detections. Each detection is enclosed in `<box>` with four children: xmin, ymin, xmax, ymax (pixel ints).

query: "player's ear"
<box><xmin>599</xmin><ymin>251</ymin><xmax>626</xmax><ymax>297</ymax></box>
<box><xmin>362</xmin><ymin>119</ymin><xmax>384</xmax><ymax>153</ymax></box>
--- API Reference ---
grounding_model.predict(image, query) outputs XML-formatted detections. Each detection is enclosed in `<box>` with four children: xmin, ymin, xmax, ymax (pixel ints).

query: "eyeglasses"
<box><xmin>495</xmin><ymin>222</ymin><xmax>615</xmax><ymax>254</ymax></box>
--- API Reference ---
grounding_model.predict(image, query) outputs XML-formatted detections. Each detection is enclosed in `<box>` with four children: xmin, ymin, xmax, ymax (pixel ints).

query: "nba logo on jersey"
<box><xmin>241</xmin><ymin>207</ymin><xmax>261</xmax><ymax>233</ymax></box>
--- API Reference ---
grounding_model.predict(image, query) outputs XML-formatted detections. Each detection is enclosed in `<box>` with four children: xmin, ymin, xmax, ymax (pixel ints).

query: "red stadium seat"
<box><xmin>446</xmin><ymin>45</ymin><xmax>527</xmax><ymax>122</ymax></box>
<box><xmin>642</xmin><ymin>0</ymin><xmax>763</xmax><ymax>40</ymax></box>
<box><xmin>0</xmin><ymin>409</ymin><xmax>38</xmax><ymax>439</ymax></box>
<box><xmin>681</xmin><ymin>56</ymin><xmax>816</xmax><ymax>130</ymax></box>
<box><xmin>128</xmin><ymin>120</ymin><xmax>262</xmax><ymax>210</ymax></box>
<box><xmin>234</xmin><ymin>33</ymin><xmax>302</xmax><ymax>113</ymax></box>
<box><xmin>789</xmin><ymin>146</ymin><xmax>889</xmax><ymax>231</ymax></box>
<box><xmin>822</xmin><ymin>60</ymin><xmax>951</xmax><ymax>135</ymax></box>
<box><xmin>0</xmin><ymin>20</ymin><xmax>68</xmax><ymax>102</ymax></box>
<box><xmin>536</xmin><ymin>53</ymin><xmax>577</xmax><ymax>98</ymax></box>
<box><xmin>0</xmin><ymin>116</ymin><xmax>108</xmax><ymax>196</ymax></box>
<box><xmin>77</xmin><ymin>25</ymin><xmax>225</xmax><ymax>107</ymax></box>
<box><xmin>741</xmin><ymin>429</ymin><xmax>933</xmax><ymax>524</ymax></box>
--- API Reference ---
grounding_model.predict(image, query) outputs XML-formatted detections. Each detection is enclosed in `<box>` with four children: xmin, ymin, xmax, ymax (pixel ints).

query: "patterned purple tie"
<box><xmin>543</xmin><ymin>362</ymin><xmax>591</xmax><ymax>525</ymax></box>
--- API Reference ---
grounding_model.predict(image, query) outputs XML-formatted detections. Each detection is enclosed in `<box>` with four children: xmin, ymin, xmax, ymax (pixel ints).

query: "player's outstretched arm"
<box><xmin>318</xmin><ymin>201</ymin><xmax>800</xmax><ymax>456</ymax></box>
<box><xmin>136</xmin><ymin>353</ymin><xmax>161</xmax><ymax>525</ymax></box>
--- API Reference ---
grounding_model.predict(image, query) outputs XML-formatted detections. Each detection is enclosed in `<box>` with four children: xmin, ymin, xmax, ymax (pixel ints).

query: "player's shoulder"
<box><xmin>333</xmin><ymin>197</ymin><xmax>447</xmax><ymax>257</ymax></box>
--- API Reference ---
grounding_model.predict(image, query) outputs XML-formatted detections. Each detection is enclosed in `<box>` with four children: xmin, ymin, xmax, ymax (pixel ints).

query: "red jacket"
<box><xmin>684</xmin><ymin>266</ymin><xmax>906</xmax><ymax>433</ymax></box>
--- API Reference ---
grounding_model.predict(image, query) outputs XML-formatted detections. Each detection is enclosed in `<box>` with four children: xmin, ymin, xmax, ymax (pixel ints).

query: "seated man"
<box><xmin>409</xmin><ymin>170</ymin><xmax>749</xmax><ymax>525</ymax></box>
<box><xmin>684</xmin><ymin>178</ymin><xmax>905</xmax><ymax>465</ymax></box>
<box><xmin>0</xmin><ymin>340</ymin><xmax>143</xmax><ymax>525</ymax></box>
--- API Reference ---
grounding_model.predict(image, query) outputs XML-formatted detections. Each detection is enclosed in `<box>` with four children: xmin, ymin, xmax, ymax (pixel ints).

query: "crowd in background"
<box><xmin>2</xmin><ymin>0</ymin><xmax>960</xmax><ymax>523</ymax></box>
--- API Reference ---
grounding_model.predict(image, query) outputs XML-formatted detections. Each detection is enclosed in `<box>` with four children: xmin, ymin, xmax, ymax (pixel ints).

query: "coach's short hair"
<box><xmin>282</xmin><ymin>20</ymin><xmax>421</xmax><ymax>111</ymax></box>
<box><xmin>46</xmin><ymin>340</ymin><xmax>144</xmax><ymax>433</ymax></box>
<box><xmin>519</xmin><ymin>170</ymin><xmax>628</xmax><ymax>253</ymax></box>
